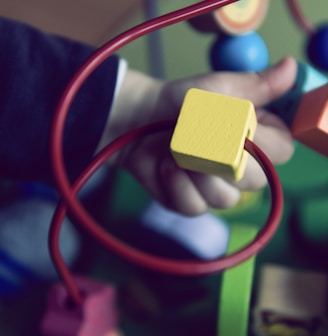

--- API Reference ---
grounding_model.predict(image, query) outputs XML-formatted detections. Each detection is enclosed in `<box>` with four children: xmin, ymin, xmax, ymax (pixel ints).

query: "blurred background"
<box><xmin>0</xmin><ymin>0</ymin><xmax>325</xmax><ymax>76</ymax></box>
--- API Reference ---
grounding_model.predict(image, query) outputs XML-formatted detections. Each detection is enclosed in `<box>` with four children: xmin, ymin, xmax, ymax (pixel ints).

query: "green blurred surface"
<box><xmin>218</xmin><ymin>225</ymin><xmax>258</xmax><ymax>336</ymax></box>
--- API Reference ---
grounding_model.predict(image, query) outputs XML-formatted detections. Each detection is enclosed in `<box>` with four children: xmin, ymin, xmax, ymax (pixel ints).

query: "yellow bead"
<box><xmin>170</xmin><ymin>88</ymin><xmax>257</xmax><ymax>180</ymax></box>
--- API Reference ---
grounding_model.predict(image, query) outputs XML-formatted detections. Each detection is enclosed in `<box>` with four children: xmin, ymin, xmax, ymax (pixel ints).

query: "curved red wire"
<box><xmin>286</xmin><ymin>0</ymin><xmax>315</xmax><ymax>35</ymax></box>
<box><xmin>49</xmin><ymin>120</ymin><xmax>283</xmax><ymax>305</ymax></box>
<box><xmin>49</xmin><ymin>0</ymin><xmax>284</xmax><ymax>305</ymax></box>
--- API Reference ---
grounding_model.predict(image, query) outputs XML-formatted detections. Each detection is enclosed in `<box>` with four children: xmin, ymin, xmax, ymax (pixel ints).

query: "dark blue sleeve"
<box><xmin>0</xmin><ymin>17</ymin><xmax>120</xmax><ymax>184</ymax></box>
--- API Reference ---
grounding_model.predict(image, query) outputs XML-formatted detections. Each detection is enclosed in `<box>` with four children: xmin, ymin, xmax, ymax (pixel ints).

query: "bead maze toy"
<box><xmin>185</xmin><ymin>1</ymin><xmax>328</xmax><ymax>335</ymax></box>
<box><xmin>45</xmin><ymin>1</ymin><xmax>328</xmax><ymax>335</ymax></box>
<box><xmin>2</xmin><ymin>1</ymin><xmax>328</xmax><ymax>335</ymax></box>
<box><xmin>42</xmin><ymin>1</ymin><xmax>285</xmax><ymax>335</ymax></box>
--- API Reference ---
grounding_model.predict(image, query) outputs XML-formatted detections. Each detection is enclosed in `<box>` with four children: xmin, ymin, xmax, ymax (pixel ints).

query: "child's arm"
<box><xmin>0</xmin><ymin>16</ymin><xmax>121</xmax><ymax>183</ymax></box>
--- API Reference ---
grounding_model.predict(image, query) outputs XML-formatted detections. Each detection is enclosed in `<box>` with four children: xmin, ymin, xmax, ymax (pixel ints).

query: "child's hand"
<box><xmin>103</xmin><ymin>57</ymin><xmax>297</xmax><ymax>216</ymax></box>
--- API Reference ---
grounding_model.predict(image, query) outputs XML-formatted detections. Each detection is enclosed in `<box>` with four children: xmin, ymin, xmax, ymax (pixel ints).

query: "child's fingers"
<box><xmin>253</xmin><ymin>121</ymin><xmax>294</xmax><ymax>164</ymax></box>
<box><xmin>158</xmin><ymin>156</ymin><xmax>208</xmax><ymax>216</ymax></box>
<box><xmin>190</xmin><ymin>56</ymin><xmax>297</xmax><ymax>109</ymax></box>
<box><xmin>188</xmin><ymin>171</ymin><xmax>241</xmax><ymax>209</ymax></box>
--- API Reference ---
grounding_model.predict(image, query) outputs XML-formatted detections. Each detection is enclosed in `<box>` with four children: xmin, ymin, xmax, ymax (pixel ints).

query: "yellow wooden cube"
<box><xmin>170</xmin><ymin>88</ymin><xmax>257</xmax><ymax>181</ymax></box>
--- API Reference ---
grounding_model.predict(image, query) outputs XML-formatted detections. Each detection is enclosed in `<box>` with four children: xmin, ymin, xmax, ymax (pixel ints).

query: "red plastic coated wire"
<box><xmin>286</xmin><ymin>0</ymin><xmax>315</xmax><ymax>35</ymax></box>
<box><xmin>49</xmin><ymin>0</ymin><xmax>283</xmax><ymax>305</ymax></box>
<box><xmin>50</xmin><ymin>121</ymin><xmax>283</xmax><ymax>305</ymax></box>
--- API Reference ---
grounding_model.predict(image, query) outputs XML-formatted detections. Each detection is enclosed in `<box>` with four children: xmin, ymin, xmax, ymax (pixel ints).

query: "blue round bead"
<box><xmin>307</xmin><ymin>24</ymin><xmax>328</xmax><ymax>71</ymax></box>
<box><xmin>209</xmin><ymin>31</ymin><xmax>269</xmax><ymax>72</ymax></box>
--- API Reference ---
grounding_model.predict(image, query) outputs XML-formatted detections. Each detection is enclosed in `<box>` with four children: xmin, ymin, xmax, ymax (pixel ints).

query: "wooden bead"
<box><xmin>213</xmin><ymin>0</ymin><xmax>269</xmax><ymax>35</ymax></box>
<box><xmin>292</xmin><ymin>83</ymin><xmax>328</xmax><ymax>157</ymax></box>
<box><xmin>170</xmin><ymin>88</ymin><xmax>257</xmax><ymax>181</ymax></box>
<box><xmin>253</xmin><ymin>264</ymin><xmax>328</xmax><ymax>335</ymax></box>
<box><xmin>40</xmin><ymin>276</ymin><xmax>119</xmax><ymax>336</ymax></box>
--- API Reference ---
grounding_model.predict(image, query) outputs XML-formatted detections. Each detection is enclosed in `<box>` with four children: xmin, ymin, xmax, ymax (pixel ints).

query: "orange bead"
<box><xmin>291</xmin><ymin>83</ymin><xmax>328</xmax><ymax>157</ymax></box>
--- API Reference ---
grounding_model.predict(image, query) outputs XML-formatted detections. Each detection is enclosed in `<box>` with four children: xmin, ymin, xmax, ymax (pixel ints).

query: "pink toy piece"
<box><xmin>40</xmin><ymin>276</ymin><xmax>119</xmax><ymax>336</ymax></box>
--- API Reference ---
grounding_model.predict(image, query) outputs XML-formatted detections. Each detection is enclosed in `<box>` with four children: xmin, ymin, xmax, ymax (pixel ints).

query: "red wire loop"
<box><xmin>49</xmin><ymin>0</ymin><xmax>283</xmax><ymax>305</ymax></box>
<box><xmin>286</xmin><ymin>0</ymin><xmax>315</xmax><ymax>35</ymax></box>
<box><xmin>50</xmin><ymin>120</ymin><xmax>283</xmax><ymax>305</ymax></box>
